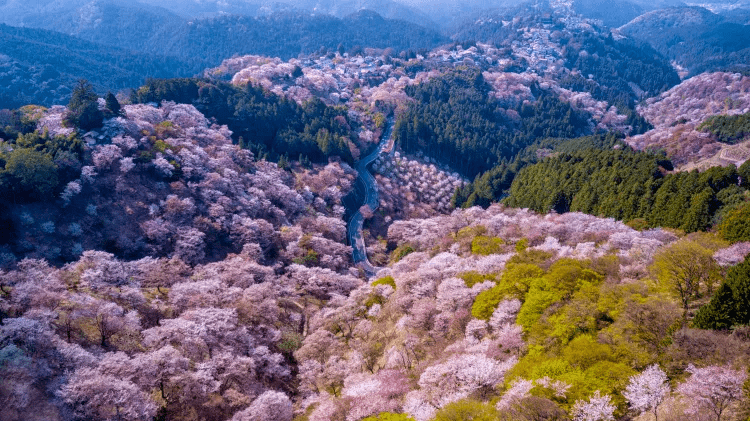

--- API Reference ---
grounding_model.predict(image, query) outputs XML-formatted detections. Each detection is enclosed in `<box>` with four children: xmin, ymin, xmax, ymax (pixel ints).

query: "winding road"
<box><xmin>347</xmin><ymin>120</ymin><xmax>394</xmax><ymax>277</ymax></box>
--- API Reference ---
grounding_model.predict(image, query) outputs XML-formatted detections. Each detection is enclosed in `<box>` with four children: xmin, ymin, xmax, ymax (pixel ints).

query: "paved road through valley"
<box><xmin>347</xmin><ymin>120</ymin><xmax>394</xmax><ymax>277</ymax></box>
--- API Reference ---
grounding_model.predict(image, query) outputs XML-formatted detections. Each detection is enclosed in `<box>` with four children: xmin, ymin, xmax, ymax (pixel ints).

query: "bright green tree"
<box><xmin>651</xmin><ymin>240</ymin><xmax>721</xmax><ymax>325</ymax></box>
<box><xmin>4</xmin><ymin>148</ymin><xmax>58</xmax><ymax>200</ymax></box>
<box><xmin>694</xmin><ymin>256</ymin><xmax>750</xmax><ymax>330</ymax></box>
<box><xmin>431</xmin><ymin>400</ymin><xmax>498</xmax><ymax>421</ymax></box>
<box><xmin>718</xmin><ymin>202</ymin><xmax>750</xmax><ymax>243</ymax></box>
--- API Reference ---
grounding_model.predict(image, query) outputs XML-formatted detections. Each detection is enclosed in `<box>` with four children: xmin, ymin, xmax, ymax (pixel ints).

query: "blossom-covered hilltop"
<box><xmin>3</xmin><ymin>2</ymin><xmax>750</xmax><ymax>420</ymax></box>
<box><xmin>3</xmin><ymin>201</ymin><xmax>750</xmax><ymax>420</ymax></box>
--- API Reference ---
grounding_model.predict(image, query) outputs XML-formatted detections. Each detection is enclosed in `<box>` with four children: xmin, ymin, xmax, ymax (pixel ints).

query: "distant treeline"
<box><xmin>0</xmin><ymin>9</ymin><xmax>447</xmax><ymax>107</ymax></box>
<box><xmin>134</xmin><ymin>78</ymin><xmax>355</xmax><ymax>164</ymax></box>
<box><xmin>504</xmin><ymin>149</ymin><xmax>750</xmax><ymax>232</ymax></box>
<box><xmin>394</xmin><ymin>69</ymin><xmax>591</xmax><ymax>179</ymax></box>
<box><xmin>0</xmin><ymin>24</ymin><xmax>195</xmax><ymax>108</ymax></box>
<box><xmin>698</xmin><ymin>111</ymin><xmax>750</xmax><ymax>145</ymax></box>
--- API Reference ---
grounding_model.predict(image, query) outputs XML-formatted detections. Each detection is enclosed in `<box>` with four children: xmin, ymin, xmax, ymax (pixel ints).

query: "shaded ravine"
<box><xmin>347</xmin><ymin>121</ymin><xmax>394</xmax><ymax>277</ymax></box>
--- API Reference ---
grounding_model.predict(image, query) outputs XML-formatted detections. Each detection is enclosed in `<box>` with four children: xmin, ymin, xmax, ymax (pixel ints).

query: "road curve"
<box><xmin>347</xmin><ymin>120</ymin><xmax>394</xmax><ymax>277</ymax></box>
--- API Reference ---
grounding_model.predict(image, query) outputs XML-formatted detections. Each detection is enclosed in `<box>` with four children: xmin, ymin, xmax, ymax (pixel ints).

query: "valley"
<box><xmin>1</xmin><ymin>1</ymin><xmax>750</xmax><ymax>421</ymax></box>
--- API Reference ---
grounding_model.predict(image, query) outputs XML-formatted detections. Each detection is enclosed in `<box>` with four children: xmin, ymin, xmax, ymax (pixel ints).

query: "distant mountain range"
<box><xmin>3</xmin><ymin>0</ymin><xmax>749</xmax><ymax>107</ymax></box>
<box><xmin>0</xmin><ymin>23</ymin><xmax>194</xmax><ymax>108</ymax></box>
<box><xmin>1</xmin><ymin>1</ymin><xmax>447</xmax><ymax>61</ymax></box>
<box><xmin>0</xmin><ymin>2</ymin><xmax>447</xmax><ymax>106</ymax></box>
<box><xmin>0</xmin><ymin>0</ymin><xmax>438</xmax><ymax>29</ymax></box>
<box><xmin>618</xmin><ymin>6</ymin><xmax>750</xmax><ymax>75</ymax></box>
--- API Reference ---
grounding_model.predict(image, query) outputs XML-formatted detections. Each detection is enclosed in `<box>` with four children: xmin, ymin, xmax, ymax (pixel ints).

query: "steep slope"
<box><xmin>13</xmin><ymin>3</ymin><xmax>446</xmax><ymax>63</ymax></box>
<box><xmin>0</xmin><ymin>24</ymin><xmax>194</xmax><ymax>107</ymax></box>
<box><xmin>627</xmin><ymin>71</ymin><xmax>750</xmax><ymax>168</ymax></box>
<box><xmin>0</xmin><ymin>102</ymin><xmax>356</xmax><ymax>267</ymax></box>
<box><xmin>572</xmin><ymin>0</ymin><xmax>645</xmax><ymax>28</ymax></box>
<box><xmin>451</xmin><ymin>2</ymin><xmax>680</xmax><ymax>106</ymax></box>
<box><xmin>618</xmin><ymin>6</ymin><xmax>750</xmax><ymax>76</ymax></box>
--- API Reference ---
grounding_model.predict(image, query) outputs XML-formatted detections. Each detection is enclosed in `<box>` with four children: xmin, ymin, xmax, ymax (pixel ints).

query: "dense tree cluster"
<box><xmin>0</xmin><ymin>107</ymin><xmax>84</xmax><ymax>203</ymax></box>
<box><xmin>698</xmin><ymin>111</ymin><xmax>750</xmax><ymax>145</ymax></box>
<box><xmin>452</xmin><ymin>133</ymin><xmax>623</xmax><ymax>208</ymax></box>
<box><xmin>0</xmin><ymin>247</ymin><xmax>362</xmax><ymax>421</ymax></box>
<box><xmin>133</xmin><ymin>78</ymin><xmax>355</xmax><ymax>164</ymax></box>
<box><xmin>559</xmin><ymin>33</ymin><xmax>679</xmax><ymax>105</ymax></box>
<box><xmin>694</xmin><ymin>255</ymin><xmax>750</xmax><ymax>330</ymax></box>
<box><xmin>0</xmin><ymin>24</ymin><xmax>195</xmax><ymax>108</ymax></box>
<box><xmin>289</xmin><ymin>204</ymin><xmax>750</xmax><ymax>420</ymax></box>
<box><xmin>619</xmin><ymin>7</ymin><xmax>750</xmax><ymax>76</ymax></box>
<box><xmin>627</xmin><ymin>72</ymin><xmax>750</xmax><ymax>168</ymax></box>
<box><xmin>394</xmin><ymin>69</ymin><xmax>590</xmax><ymax>178</ymax></box>
<box><xmin>451</xmin><ymin>3</ymin><xmax>679</xmax><ymax>109</ymax></box>
<box><xmin>505</xmin><ymin>148</ymin><xmax>749</xmax><ymax>232</ymax></box>
<box><xmin>0</xmin><ymin>101</ymin><xmax>356</xmax><ymax>267</ymax></box>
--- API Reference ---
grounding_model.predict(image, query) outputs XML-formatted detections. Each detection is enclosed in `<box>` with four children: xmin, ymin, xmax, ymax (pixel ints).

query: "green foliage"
<box><xmin>364</xmin><ymin>293</ymin><xmax>386</xmax><ymax>309</ymax></box>
<box><xmin>3</xmin><ymin>148</ymin><xmax>58</xmax><ymax>200</ymax></box>
<box><xmin>517</xmin><ymin>260</ymin><xmax>603</xmax><ymax>333</ymax></box>
<box><xmin>515</xmin><ymin>238</ymin><xmax>529</xmax><ymax>253</ymax></box>
<box><xmin>558</xmin><ymin>33</ymin><xmax>679</xmax><ymax>104</ymax></box>
<box><xmin>508</xmin><ymin>249</ymin><xmax>554</xmax><ymax>267</ymax></box>
<box><xmin>134</xmin><ymin>79</ymin><xmax>355</xmax><ymax>164</ymax></box>
<box><xmin>460</xmin><ymin>271</ymin><xmax>496</xmax><ymax>288</ymax></box>
<box><xmin>652</xmin><ymin>239</ymin><xmax>722</xmax><ymax>325</ymax></box>
<box><xmin>391</xmin><ymin>244</ymin><xmax>415</xmax><ymax>262</ymax></box>
<box><xmin>694</xmin><ymin>256</ymin><xmax>750</xmax><ymax>330</ymax></box>
<box><xmin>698</xmin><ymin>111</ymin><xmax>750</xmax><ymax>144</ymax></box>
<box><xmin>453</xmin><ymin>134</ymin><xmax>625</xmax><ymax>208</ymax></box>
<box><xmin>0</xmin><ymin>24</ymin><xmax>196</xmax><ymax>108</ymax></box>
<box><xmin>456</xmin><ymin>225</ymin><xmax>487</xmax><ymax>241</ymax></box>
<box><xmin>0</xmin><ymin>125</ymin><xmax>83</xmax><ymax>203</ymax></box>
<box><xmin>471</xmin><ymin>263</ymin><xmax>545</xmax><ymax>320</ymax></box>
<box><xmin>277</xmin><ymin>331</ymin><xmax>303</xmax><ymax>355</ymax></box>
<box><xmin>395</xmin><ymin>68</ymin><xmax>590</xmax><ymax>179</ymax></box>
<box><xmin>104</xmin><ymin>92</ymin><xmax>121</xmax><ymax>117</ymax></box>
<box><xmin>626</xmin><ymin>218</ymin><xmax>649</xmax><ymax>231</ymax></box>
<box><xmin>372</xmin><ymin>276</ymin><xmax>396</xmax><ymax>290</ymax></box>
<box><xmin>431</xmin><ymin>399</ymin><xmax>498</xmax><ymax>421</ymax></box>
<box><xmin>64</xmin><ymin>79</ymin><xmax>103</xmax><ymax>131</ymax></box>
<box><xmin>362</xmin><ymin>413</ymin><xmax>414</xmax><ymax>421</ymax></box>
<box><xmin>472</xmin><ymin>285</ymin><xmax>507</xmax><ymax>320</ymax></box>
<box><xmin>718</xmin><ymin>201</ymin><xmax>750</xmax><ymax>243</ymax></box>
<box><xmin>471</xmin><ymin>235</ymin><xmax>504</xmax><ymax>255</ymax></box>
<box><xmin>499</xmin><ymin>264</ymin><xmax>545</xmax><ymax>297</ymax></box>
<box><xmin>506</xmin><ymin>149</ymin><xmax>747</xmax><ymax>232</ymax></box>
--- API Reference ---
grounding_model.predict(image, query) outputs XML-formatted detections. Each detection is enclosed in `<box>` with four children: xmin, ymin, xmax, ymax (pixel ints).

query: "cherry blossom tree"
<box><xmin>231</xmin><ymin>391</ymin><xmax>293</xmax><ymax>421</ymax></box>
<box><xmin>59</xmin><ymin>367</ymin><xmax>158</xmax><ymax>421</ymax></box>
<box><xmin>677</xmin><ymin>364</ymin><xmax>748</xmax><ymax>421</ymax></box>
<box><xmin>571</xmin><ymin>391</ymin><xmax>615</xmax><ymax>421</ymax></box>
<box><xmin>496</xmin><ymin>378</ymin><xmax>534</xmax><ymax>410</ymax></box>
<box><xmin>623</xmin><ymin>364</ymin><xmax>670</xmax><ymax>421</ymax></box>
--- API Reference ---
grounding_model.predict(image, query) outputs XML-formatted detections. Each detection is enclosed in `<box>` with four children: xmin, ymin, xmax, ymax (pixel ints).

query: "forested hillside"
<box><xmin>394</xmin><ymin>69</ymin><xmax>590</xmax><ymax>178</ymax></box>
<box><xmin>0</xmin><ymin>5</ymin><xmax>447</xmax><ymax>106</ymax></box>
<box><xmin>505</xmin><ymin>149</ymin><xmax>750</xmax><ymax>232</ymax></box>
<box><xmin>0</xmin><ymin>24</ymin><xmax>194</xmax><ymax>108</ymax></box>
<box><xmin>131</xmin><ymin>78</ymin><xmax>357</xmax><ymax>165</ymax></box>
<box><xmin>618</xmin><ymin>6</ymin><xmax>750</xmax><ymax>76</ymax></box>
<box><xmin>10</xmin><ymin>3</ymin><xmax>447</xmax><ymax>65</ymax></box>
<box><xmin>3</xmin><ymin>1</ymin><xmax>750</xmax><ymax>420</ymax></box>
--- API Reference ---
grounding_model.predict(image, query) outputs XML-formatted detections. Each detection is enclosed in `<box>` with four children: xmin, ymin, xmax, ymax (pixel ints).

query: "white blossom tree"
<box><xmin>58</xmin><ymin>368</ymin><xmax>158</xmax><ymax>421</ymax></box>
<box><xmin>623</xmin><ymin>364</ymin><xmax>670</xmax><ymax>421</ymax></box>
<box><xmin>571</xmin><ymin>391</ymin><xmax>615</xmax><ymax>421</ymax></box>
<box><xmin>230</xmin><ymin>391</ymin><xmax>293</xmax><ymax>421</ymax></box>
